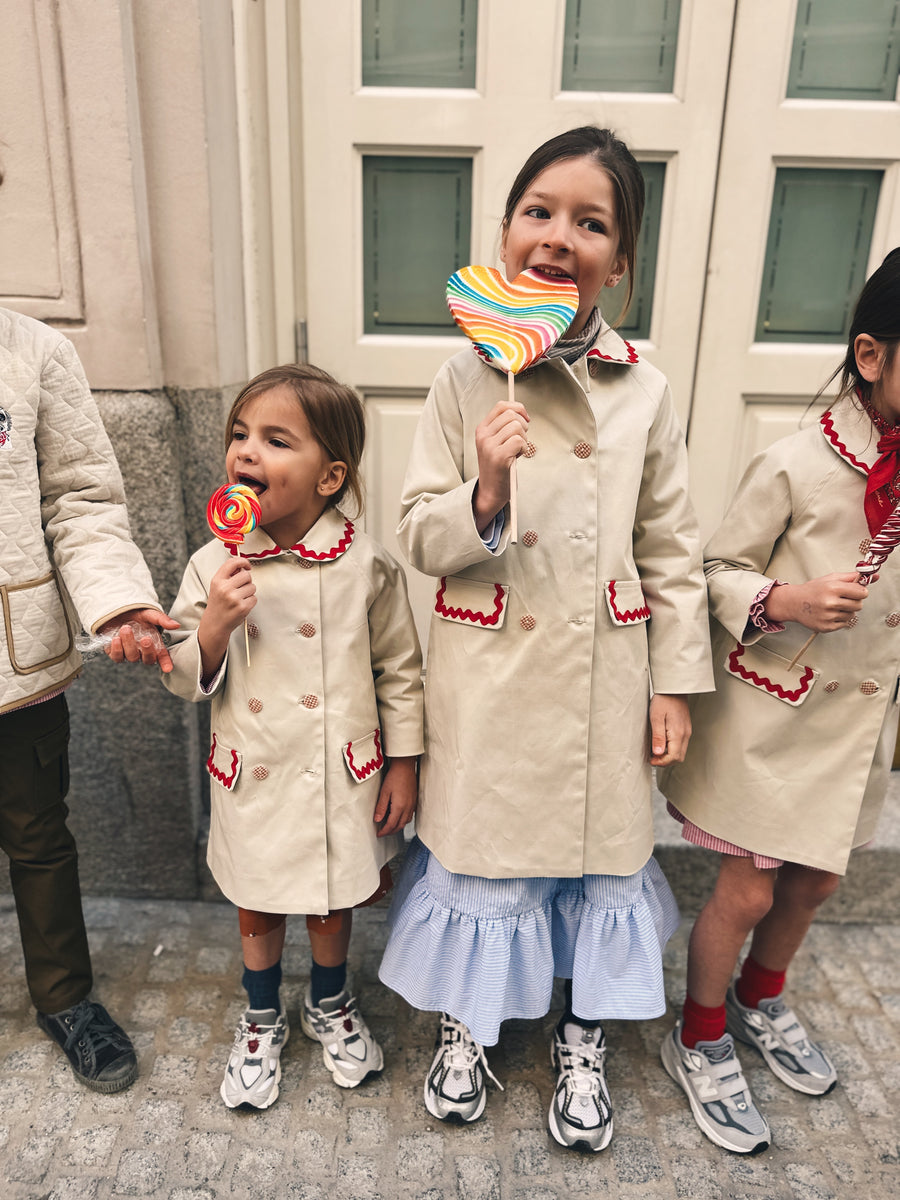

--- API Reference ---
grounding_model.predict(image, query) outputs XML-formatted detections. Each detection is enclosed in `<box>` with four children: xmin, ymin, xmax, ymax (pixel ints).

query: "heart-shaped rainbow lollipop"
<box><xmin>446</xmin><ymin>266</ymin><xmax>579</xmax><ymax>542</ymax></box>
<box><xmin>446</xmin><ymin>266</ymin><xmax>579</xmax><ymax>374</ymax></box>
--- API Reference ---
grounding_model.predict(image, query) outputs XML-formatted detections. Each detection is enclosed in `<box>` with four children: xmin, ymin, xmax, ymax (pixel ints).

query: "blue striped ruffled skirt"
<box><xmin>378</xmin><ymin>837</ymin><xmax>679</xmax><ymax>1046</ymax></box>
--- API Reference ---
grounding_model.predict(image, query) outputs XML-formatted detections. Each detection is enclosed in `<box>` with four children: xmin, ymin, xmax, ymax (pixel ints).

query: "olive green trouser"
<box><xmin>0</xmin><ymin>694</ymin><xmax>92</xmax><ymax>1013</ymax></box>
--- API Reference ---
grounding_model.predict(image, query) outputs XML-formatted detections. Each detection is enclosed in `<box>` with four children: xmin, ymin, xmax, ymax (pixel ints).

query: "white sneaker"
<box><xmin>220</xmin><ymin>1007</ymin><xmax>289</xmax><ymax>1109</ymax></box>
<box><xmin>661</xmin><ymin>1021</ymin><xmax>770</xmax><ymax>1154</ymax></box>
<box><xmin>726</xmin><ymin>985</ymin><xmax>837</xmax><ymax>1095</ymax></box>
<box><xmin>549</xmin><ymin>1021</ymin><xmax>613</xmax><ymax>1152</ymax></box>
<box><xmin>424</xmin><ymin>1012</ymin><xmax>502</xmax><ymax>1123</ymax></box>
<box><xmin>300</xmin><ymin>986</ymin><xmax>383</xmax><ymax>1088</ymax></box>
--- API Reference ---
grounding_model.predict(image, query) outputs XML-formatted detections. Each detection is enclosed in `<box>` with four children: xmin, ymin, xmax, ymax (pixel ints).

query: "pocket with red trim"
<box><xmin>206</xmin><ymin>733</ymin><xmax>242</xmax><ymax>790</ymax></box>
<box><xmin>724</xmin><ymin>640</ymin><xmax>819</xmax><ymax>707</ymax></box>
<box><xmin>342</xmin><ymin>729</ymin><xmax>384</xmax><ymax>783</ymax></box>
<box><xmin>604</xmin><ymin>580</ymin><xmax>650</xmax><ymax>626</ymax></box>
<box><xmin>434</xmin><ymin>576</ymin><xmax>509</xmax><ymax>629</ymax></box>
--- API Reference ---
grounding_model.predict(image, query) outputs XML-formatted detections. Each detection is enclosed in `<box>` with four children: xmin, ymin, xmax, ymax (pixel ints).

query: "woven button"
<box><xmin>252</xmin><ymin>765</ymin><xmax>269</xmax><ymax>781</ymax></box>
<box><xmin>823</xmin><ymin>681</ymin><xmax>840</xmax><ymax>694</ymax></box>
<box><xmin>574</xmin><ymin>441</ymin><xmax>593</xmax><ymax>459</ymax></box>
<box><xmin>859</xmin><ymin>680</ymin><xmax>879</xmax><ymax>695</ymax></box>
<box><xmin>298</xmin><ymin>558</ymin><xmax>314</xmax><ymax>569</ymax></box>
<box><xmin>298</xmin><ymin>622</ymin><xmax>317</xmax><ymax>638</ymax></box>
<box><xmin>847</xmin><ymin>615</ymin><xmax>859</xmax><ymax>628</ymax></box>
<box><xmin>301</xmin><ymin>694</ymin><xmax>319</xmax><ymax>708</ymax></box>
<box><xmin>886</xmin><ymin>613</ymin><xmax>900</xmax><ymax>628</ymax></box>
<box><xmin>522</xmin><ymin>530</ymin><xmax>538</xmax><ymax>547</ymax></box>
<box><xmin>859</xmin><ymin>537</ymin><xmax>872</xmax><ymax>555</ymax></box>
<box><xmin>520</xmin><ymin>614</ymin><xmax>536</xmax><ymax>631</ymax></box>
<box><xmin>248</xmin><ymin>697</ymin><xmax>263</xmax><ymax>714</ymax></box>
<box><xmin>522</xmin><ymin>441</ymin><xmax>537</xmax><ymax>459</ymax></box>
<box><xmin>246</xmin><ymin>621</ymin><xmax>260</xmax><ymax>639</ymax></box>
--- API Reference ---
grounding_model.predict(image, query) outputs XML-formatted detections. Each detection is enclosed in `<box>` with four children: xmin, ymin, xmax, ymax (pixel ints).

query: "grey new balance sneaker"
<box><xmin>726</xmin><ymin>985</ymin><xmax>837</xmax><ymax>1095</ymax></box>
<box><xmin>220</xmin><ymin>1006</ymin><xmax>289</xmax><ymax>1109</ymax></box>
<box><xmin>661</xmin><ymin>1022</ymin><xmax>770</xmax><ymax>1154</ymax></box>
<box><xmin>300</xmin><ymin>986</ymin><xmax>383</xmax><ymax>1088</ymax></box>
<box><xmin>423</xmin><ymin>1012</ymin><xmax>502</xmax><ymax>1123</ymax></box>
<box><xmin>548</xmin><ymin>1021</ymin><xmax>613</xmax><ymax>1152</ymax></box>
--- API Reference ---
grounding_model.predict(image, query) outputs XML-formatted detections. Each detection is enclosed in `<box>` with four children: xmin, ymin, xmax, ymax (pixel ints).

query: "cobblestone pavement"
<box><xmin>1</xmin><ymin>892</ymin><xmax>899</xmax><ymax>1200</ymax></box>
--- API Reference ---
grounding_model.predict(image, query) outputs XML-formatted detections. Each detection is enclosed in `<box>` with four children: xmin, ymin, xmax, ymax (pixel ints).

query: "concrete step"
<box><xmin>653</xmin><ymin>769</ymin><xmax>900</xmax><ymax>922</ymax></box>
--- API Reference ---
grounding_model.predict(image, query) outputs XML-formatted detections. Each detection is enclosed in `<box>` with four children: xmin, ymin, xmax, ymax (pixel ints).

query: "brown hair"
<box><xmin>819</xmin><ymin>247</ymin><xmax>900</xmax><ymax>407</ymax></box>
<box><xmin>225</xmin><ymin>364</ymin><xmax>366</xmax><ymax>516</ymax></box>
<box><xmin>502</xmin><ymin>126</ymin><xmax>645</xmax><ymax>322</ymax></box>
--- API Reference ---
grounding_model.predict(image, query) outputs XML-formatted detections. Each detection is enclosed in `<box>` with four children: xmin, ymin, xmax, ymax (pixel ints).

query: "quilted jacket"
<box><xmin>0</xmin><ymin>307</ymin><xmax>160</xmax><ymax>714</ymax></box>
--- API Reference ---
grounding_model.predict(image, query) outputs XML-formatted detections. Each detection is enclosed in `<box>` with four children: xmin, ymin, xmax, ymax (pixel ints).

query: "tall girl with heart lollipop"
<box><xmin>163</xmin><ymin>364</ymin><xmax>423</xmax><ymax>1111</ymax></box>
<box><xmin>378</xmin><ymin>127</ymin><xmax>714</xmax><ymax>1152</ymax></box>
<box><xmin>658</xmin><ymin>248</ymin><xmax>900</xmax><ymax>1155</ymax></box>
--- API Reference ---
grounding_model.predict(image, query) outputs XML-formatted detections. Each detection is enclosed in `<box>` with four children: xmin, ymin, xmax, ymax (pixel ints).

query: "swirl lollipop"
<box><xmin>447</xmin><ymin>266</ymin><xmax>578</xmax><ymax>541</ymax></box>
<box><xmin>207</xmin><ymin>483</ymin><xmax>261</xmax><ymax>665</ymax></box>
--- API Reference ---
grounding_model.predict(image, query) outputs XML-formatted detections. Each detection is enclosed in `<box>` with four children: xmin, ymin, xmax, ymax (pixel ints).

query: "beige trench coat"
<box><xmin>164</xmin><ymin>508</ymin><xmax>424</xmax><ymax>914</ymax></box>
<box><xmin>659</xmin><ymin>397</ymin><xmax>900</xmax><ymax>874</ymax></box>
<box><xmin>399</xmin><ymin>324</ymin><xmax>713</xmax><ymax>879</ymax></box>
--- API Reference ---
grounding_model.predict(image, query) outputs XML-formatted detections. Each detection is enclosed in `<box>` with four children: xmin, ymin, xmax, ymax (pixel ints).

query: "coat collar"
<box><xmin>227</xmin><ymin>506</ymin><xmax>355</xmax><ymax>563</ymax></box>
<box><xmin>819</xmin><ymin>395</ymin><xmax>881</xmax><ymax>476</ymax></box>
<box><xmin>473</xmin><ymin>316</ymin><xmax>640</xmax><ymax>375</ymax></box>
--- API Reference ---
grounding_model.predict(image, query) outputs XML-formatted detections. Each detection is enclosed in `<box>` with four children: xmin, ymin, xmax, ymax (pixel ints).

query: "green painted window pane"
<box><xmin>363</xmin><ymin>156</ymin><xmax>472</xmax><ymax>336</ymax></box>
<box><xmin>787</xmin><ymin>0</ymin><xmax>900</xmax><ymax>101</ymax></box>
<box><xmin>561</xmin><ymin>0</ymin><xmax>681</xmax><ymax>93</ymax></box>
<box><xmin>756</xmin><ymin>168</ymin><xmax>881</xmax><ymax>343</ymax></box>
<box><xmin>362</xmin><ymin>0</ymin><xmax>477</xmax><ymax>88</ymax></box>
<box><xmin>600</xmin><ymin>162</ymin><xmax>665</xmax><ymax>339</ymax></box>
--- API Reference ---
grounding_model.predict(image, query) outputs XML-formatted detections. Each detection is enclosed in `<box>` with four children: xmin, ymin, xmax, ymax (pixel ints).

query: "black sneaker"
<box><xmin>37</xmin><ymin>998</ymin><xmax>138</xmax><ymax>1093</ymax></box>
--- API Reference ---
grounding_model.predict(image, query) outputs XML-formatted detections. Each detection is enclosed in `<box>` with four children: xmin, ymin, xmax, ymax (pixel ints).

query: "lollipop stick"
<box><xmin>244</xmin><ymin>620</ymin><xmax>251</xmax><ymax>668</ymax></box>
<box><xmin>787</xmin><ymin>631</ymin><xmax>816</xmax><ymax>671</ymax></box>
<box><xmin>508</xmin><ymin>369</ymin><xmax>518</xmax><ymax>545</ymax></box>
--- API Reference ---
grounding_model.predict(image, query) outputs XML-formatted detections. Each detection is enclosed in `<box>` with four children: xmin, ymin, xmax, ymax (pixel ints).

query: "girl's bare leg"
<box><xmin>746</xmin><ymin>862</ymin><xmax>840</xmax><ymax>973</ymax></box>
<box><xmin>241</xmin><ymin>919</ymin><xmax>286</xmax><ymax>971</ymax></box>
<box><xmin>307</xmin><ymin>908</ymin><xmax>353</xmax><ymax>967</ymax></box>
<box><xmin>686</xmin><ymin>856</ymin><xmax>777</xmax><ymax>1008</ymax></box>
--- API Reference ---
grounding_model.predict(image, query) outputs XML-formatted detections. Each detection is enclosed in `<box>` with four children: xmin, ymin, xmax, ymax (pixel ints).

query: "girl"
<box><xmin>164</xmin><ymin>364</ymin><xmax>424</xmax><ymax>1109</ymax></box>
<box><xmin>658</xmin><ymin>248</ymin><xmax>900</xmax><ymax>1154</ymax></box>
<box><xmin>378</xmin><ymin>127</ymin><xmax>714</xmax><ymax>1152</ymax></box>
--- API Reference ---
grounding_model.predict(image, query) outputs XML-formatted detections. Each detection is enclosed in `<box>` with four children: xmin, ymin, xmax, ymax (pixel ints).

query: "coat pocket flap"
<box><xmin>604</xmin><ymin>580</ymin><xmax>650</xmax><ymax>626</ymax></box>
<box><xmin>724</xmin><ymin>641</ymin><xmax>819</xmax><ymax>707</ymax></box>
<box><xmin>342</xmin><ymin>729</ymin><xmax>384</xmax><ymax>783</ymax></box>
<box><xmin>434</xmin><ymin>577</ymin><xmax>509</xmax><ymax>629</ymax></box>
<box><xmin>206</xmin><ymin>733</ymin><xmax>242</xmax><ymax>790</ymax></box>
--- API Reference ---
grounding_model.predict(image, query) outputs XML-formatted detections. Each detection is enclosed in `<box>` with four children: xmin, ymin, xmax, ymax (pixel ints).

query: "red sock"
<box><xmin>680</xmin><ymin>993</ymin><xmax>726</xmax><ymax>1048</ymax></box>
<box><xmin>735</xmin><ymin>955</ymin><xmax>786</xmax><ymax>1009</ymax></box>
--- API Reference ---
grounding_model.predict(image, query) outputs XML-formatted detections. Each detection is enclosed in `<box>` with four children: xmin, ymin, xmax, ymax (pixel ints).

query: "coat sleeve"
<box><xmin>702</xmin><ymin>448</ymin><xmax>795</xmax><ymax>644</ymax></box>
<box><xmin>367</xmin><ymin>551</ymin><xmax>425</xmax><ymax>759</ymax></box>
<box><xmin>36</xmin><ymin>335</ymin><xmax>160</xmax><ymax>632</ymax></box>
<box><xmin>397</xmin><ymin>358</ymin><xmax>511</xmax><ymax>576</ymax></box>
<box><xmin>162</xmin><ymin>553</ymin><xmax>227</xmax><ymax>702</ymax></box>
<box><xmin>632</xmin><ymin>385</ymin><xmax>714</xmax><ymax>694</ymax></box>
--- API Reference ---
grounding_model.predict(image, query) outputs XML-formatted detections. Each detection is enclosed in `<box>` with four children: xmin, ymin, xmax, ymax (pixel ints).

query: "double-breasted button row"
<box><xmin>823</xmin><ymin>679</ymin><xmax>882</xmax><ymax>695</ymax></box>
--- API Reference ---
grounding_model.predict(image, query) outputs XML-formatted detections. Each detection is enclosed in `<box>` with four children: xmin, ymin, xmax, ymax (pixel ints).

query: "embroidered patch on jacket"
<box><xmin>0</xmin><ymin>406</ymin><xmax>10</xmax><ymax>449</ymax></box>
<box><xmin>342</xmin><ymin>729</ymin><xmax>384</xmax><ymax>782</ymax></box>
<box><xmin>206</xmin><ymin>733</ymin><xmax>242</xmax><ymax>790</ymax></box>
<box><xmin>725</xmin><ymin>642</ymin><xmax>818</xmax><ymax>706</ymax></box>
<box><xmin>605</xmin><ymin>580</ymin><xmax>650</xmax><ymax>625</ymax></box>
<box><xmin>434</xmin><ymin>577</ymin><xmax>509</xmax><ymax>628</ymax></box>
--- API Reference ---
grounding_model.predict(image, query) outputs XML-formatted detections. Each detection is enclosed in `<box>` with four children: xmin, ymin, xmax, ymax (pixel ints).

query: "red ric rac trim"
<box><xmin>346</xmin><ymin>730</ymin><xmax>384</xmax><ymax>781</ymax></box>
<box><xmin>588</xmin><ymin>341</ymin><xmax>640</xmax><ymax>365</ymax></box>
<box><xmin>228</xmin><ymin>519</ymin><xmax>356</xmax><ymax>562</ymax></box>
<box><xmin>607</xmin><ymin>581</ymin><xmax>650</xmax><ymax>623</ymax></box>
<box><xmin>820</xmin><ymin>411</ymin><xmax>869</xmax><ymax>473</ymax></box>
<box><xmin>206</xmin><ymin>733</ymin><xmax>239</xmax><ymax>787</ymax></box>
<box><xmin>727</xmin><ymin>643</ymin><xmax>815</xmax><ymax>702</ymax></box>
<box><xmin>435</xmin><ymin>578</ymin><xmax>506</xmax><ymax>626</ymax></box>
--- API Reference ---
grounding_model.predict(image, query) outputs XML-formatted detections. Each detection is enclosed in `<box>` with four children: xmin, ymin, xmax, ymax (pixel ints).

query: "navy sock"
<box><xmin>562</xmin><ymin>978</ymin><xmax>602</xmax><ymax>1030</ymax></box>
<box><xmin>310</xmin><ymin>960</ymin><xmax>347</xmax><ymax>1006</ymax></box>
<box><xmin>242</xmin><ymin>961</ymin><xmax>282</xmax><ymax>1013</ymax></box>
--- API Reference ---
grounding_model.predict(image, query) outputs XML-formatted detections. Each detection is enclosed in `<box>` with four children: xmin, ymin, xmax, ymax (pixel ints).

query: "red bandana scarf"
<box><xmin>862</xmin><ymin>390</ymin><xmax>900</xmax><ymax>534</ymax></box>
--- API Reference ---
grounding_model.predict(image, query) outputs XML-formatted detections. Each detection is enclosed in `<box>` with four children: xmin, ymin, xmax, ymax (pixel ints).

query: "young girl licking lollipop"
<box><xmin>164</xmin><ymin>364</ymin><xmax>423</xmax><ymax>1109</ymax></box>
<box><xmin>378</xmin><ymin>126</ymin><xmax>714</xmax><ymax>1152</ymax></box>
<box><xmin>658</xmin><ymin>248</ymin><xmax>900</xmax><ymax>1154</ymax></box>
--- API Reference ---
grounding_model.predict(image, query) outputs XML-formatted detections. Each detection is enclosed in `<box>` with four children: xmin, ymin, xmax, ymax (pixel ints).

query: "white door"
<box><xmin>294</xmin><ymin>0</ymin><xmax>735</xmax><ymax>644</ymax></box>
<box><xmin>687</xmin><ymin>0</ymin><xmax>900</xmax><ymax>537</ymax></box>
